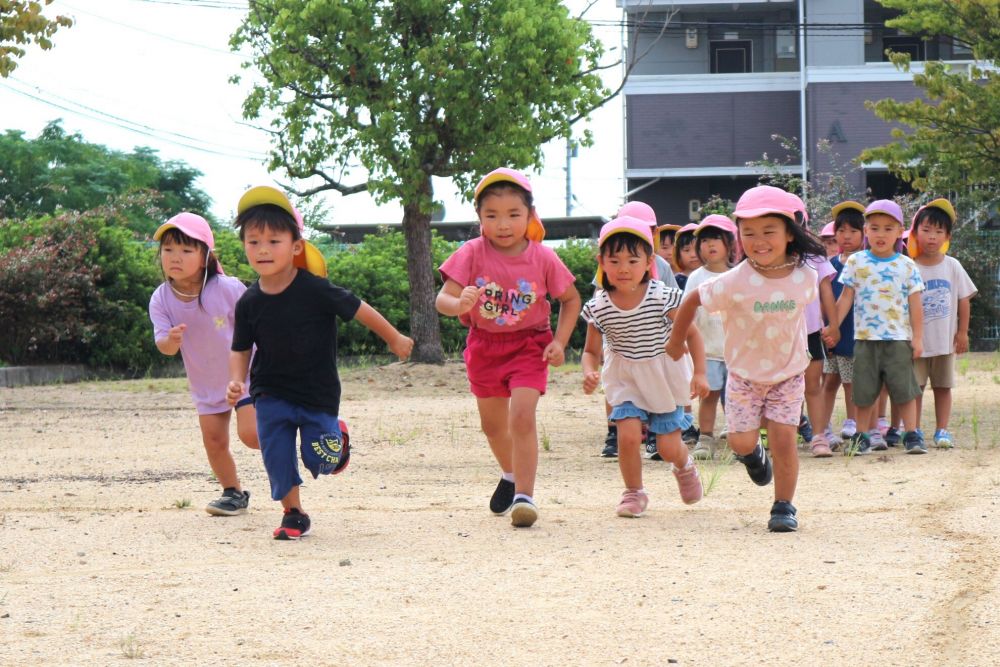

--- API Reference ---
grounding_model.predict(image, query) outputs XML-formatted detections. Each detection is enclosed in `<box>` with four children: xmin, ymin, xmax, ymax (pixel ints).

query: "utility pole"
<box><xmin>565</xmin><ymin>138</ymin><xmax>577</xmax><ymax>216</ymax></box>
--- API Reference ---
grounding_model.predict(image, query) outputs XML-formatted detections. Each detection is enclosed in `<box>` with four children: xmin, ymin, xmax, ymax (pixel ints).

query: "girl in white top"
<box><xmin>582</xmin><ymin>216</ymin><xmax>709</xmax><ymax>518</ymax></box>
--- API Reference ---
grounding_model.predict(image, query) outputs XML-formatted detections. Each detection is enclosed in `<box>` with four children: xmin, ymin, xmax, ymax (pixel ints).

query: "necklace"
<box><xmin>747</xmin><ymin>256</ymin><xmax>798</xmax><ymax>272</ymax></box>
<box><xmin>169</xmin><ymin>282</ymin><xmax>200</xmax><ymax>299</ymax></box>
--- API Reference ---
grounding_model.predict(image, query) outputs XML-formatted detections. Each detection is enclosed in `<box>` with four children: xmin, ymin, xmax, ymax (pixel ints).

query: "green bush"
<box><xmin>554</xmin><ymin>238</ymin><xmax>597</xmax><ymax>352</ymax></box>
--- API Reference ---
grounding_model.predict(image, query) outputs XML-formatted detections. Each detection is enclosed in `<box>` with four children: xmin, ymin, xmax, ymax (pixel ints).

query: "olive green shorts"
<box><xmin>852</xmin><ymin>340</ymin><xmax>921</xmax><ymax>407</ymax></box>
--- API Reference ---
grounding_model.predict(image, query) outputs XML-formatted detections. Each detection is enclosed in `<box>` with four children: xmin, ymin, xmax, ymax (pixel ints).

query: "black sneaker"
<box><xmin>885</xmin><ymin>426</ymin><xmax>901</xmax><ymax>447</ymax></box>
<box><xmin>768</xmin><ymin>500</ymin><xmax>798</xmax><ymax>532</ymax></box>
<box><xmin>903</xmin><ymin>430</ymin><xmax>928</xmax><ymax>455</ymax></box>
<box><xmin>205</xmin><ymin>488</ymin><xmax>250</xmax><ymax>516</ymax></box>
<box><xmin>489</xmin><ymin>478</ymin><xmax>516</xmax><ymax>515</ymax></box>
<box><xmin>645</xmin><ymin>428</ymin><xmax>661</xmax><ymax>460</ymax></box>
<box><xmin>736</xmin><ymin>444</ymin><xmax>773</xmax><ymax>486</ymax></box>
<box><xmin>797</xmin><ymin>414</ymin><xmax>813</xmax><ymax>443</ymax></box>
<box><xmin>601</xmin><ymin>425</ymin><xmax>618</xmax><ymax>458</ymax></box>
<box><xmin>273</xmin><ymin>508</ymin><xmax>311</xmax><ymax>540</ymax></box>
<box><xmin>845</xmin><ymin>432</ymin><xmax>872</xmax><ymax>456</ymax></box>
<box><xmin>681</xmin><ymin>424</ymin><xmax>700</xmax><ymax>446</ymax></box>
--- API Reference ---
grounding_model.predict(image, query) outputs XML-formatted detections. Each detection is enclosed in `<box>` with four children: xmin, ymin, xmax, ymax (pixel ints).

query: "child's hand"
<box><xmin>665</xmin><ymin>338</ymin><xmax>686</xmax><ymax>361</ymax></box>
<box><xmin>168</xmin><ymin>323</ymin><xmax>187</xmax><ymax>344</ymax></box>
<box><xmin>457</xmin><ymin>286</ymin><xmax>485</xmax><ymax>315</ymax></box>
<box><xmin>821</xmin><ymin>325</ymin><xmax>840</xmax><ymax>348</ymax></box>
<box><xmin>542</xmin><ymin>340</ymin><xmax>565</xmax><ymax>367</ymax></box>
<box><xmin>390</xmin><ymin>334</ymin><xmax>414</xmax><ymax>361</ymax></box>
<box><xmin>955</xmin><ymin>331</ymin><xmax>969</xmax><ymax>354</ymax></box>
<box><xmin>583</xmin><ymin>370</ymin><xmax>601</xmax><ymax>394</ymax></box>
<box><xmin>226</xmin><ymin>381</ymin><xmax>245</xmax><ymax>406</ymax></box>
<box><xmin>911</xmin><ymin>339</ymin><xmax>923</xmax><ymax>360</ymax></box>
<box><xmin>690</xmin><ymin>372</ymin><xmax>710</xmax><ymax>399</ymax></box>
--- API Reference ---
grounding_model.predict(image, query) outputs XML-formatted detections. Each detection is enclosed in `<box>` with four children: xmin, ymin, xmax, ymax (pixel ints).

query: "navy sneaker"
<box><xmin>845</xmin><ymin>432</ymin><xmax>872</xmax><ymax>456</ymax></box>
<box><xmin>489</xmin><ymin>478</ymin><xmax>515</xmax><ymax>515</ymax></box>
<box><xmin>885</xmin><ymin>426</ymin><xmax>901</xmax><ymax>447</ymax></box>
<box><xmin>645</xmin><ymin>428</ymin><xmax>661</xmax><ymax>460</ymax></box>
<box><xmin>903</xmin><ymin>430</ymin><xmax>928</xmax><ymax>455</ymax></box>
<box><xmin>768</xmin><ymin>501</ymin><xmax>798</xmax><ymax>532</ymax></box>
<box><xmin>205</xmin><ymin>487</ymin><xmax>250</xmax><ymax>517</ymax></box>
<box><xmin>797</xmin><ymin>414</ymin><xmax>813</xmax><ymax>444</ymax></box>
<box><xmin>601</xmin><ymin>425</ymin><xmax>618</xmax><ymax>458</ymax></box>
<box><xmin>681</xmin><ymin>424</ymin><xmax>700</xmax><ymax>445</ymax></box>
<box><xmin>736</xmin><ymin>444</ymin><xmax>773</xmax><ymax>486</ymax></box>
<box><xmin>273</xmin><ymin>508</ymin><xmax>311</xmax><ymax>540</ymax></box>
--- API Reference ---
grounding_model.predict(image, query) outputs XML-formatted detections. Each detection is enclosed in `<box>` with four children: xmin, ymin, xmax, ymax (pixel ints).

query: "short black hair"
<box><xmin>695</xmin><ymin>226</ymin><xmax>736</xmax><ymax>264</ymax></box>
<box><xmin>598</xmin><ymin>232</ymin><xmax>653</xmax><ymax>291</ymax></box>
<box><xmin>914</xmin><ymin>206</ymin><xmax>953</xmax><ymax>235</ymax></box>
<box><xmin>234</xmin><ymin>204</ymin><xmax>301</xmax><ymax>241</ymax></box>
<box><xmin>833</xmin><ymin>209</ymin><xmax>864</xmax><ymax>233</ymax></box>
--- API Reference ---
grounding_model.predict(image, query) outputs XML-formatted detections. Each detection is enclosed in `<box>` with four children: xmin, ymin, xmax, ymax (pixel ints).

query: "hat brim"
<box><xmin>864</xmin><ymin>208</ymin><xmax>904</xmax><ymax>224</ymax></box>
<box><xmin>294</xmin><ymin>240</ymin><xmax>327</xmax><ymax>277</ymax></box>
<box><xmin>831</xmin><ymin>201</ymin><xmax>866</xmax><ymax>218</ymax></box>
<box><xmin>656</xmin><ymin>224</ymin><xmax>682</xmax><ymax>233</ymax></box>
<box><xmin>474</xmin><ymin>171</ymin><xmax>532</xmax><ymax>198</ymax></box>
<box><xmin>733</xmin><ymin>207</ymin><xmax>796</xmax><ymax>220</ymax></box>
<box><xmin>238</xmin><ymin>185</ymin><xmax>296</xmax><ymax>218</ymax></box>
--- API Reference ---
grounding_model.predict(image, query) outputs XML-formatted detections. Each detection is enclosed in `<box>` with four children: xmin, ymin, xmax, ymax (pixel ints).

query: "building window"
<box><xmin>711</xmin><ymin>40</ymin><xmax>753</xmax><ymax>74</ymax></box>
<box><xmin>881</xmin><ymin>36</ymin><xmax>925</xmax><ymax>62</ymax></box>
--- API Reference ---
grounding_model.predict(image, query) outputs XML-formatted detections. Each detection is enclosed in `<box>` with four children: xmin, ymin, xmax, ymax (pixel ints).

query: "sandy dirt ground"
<box><xmin>1</xmin><ymin>356</ymin><xmax>999</xmax><ymax>666</ymax></box>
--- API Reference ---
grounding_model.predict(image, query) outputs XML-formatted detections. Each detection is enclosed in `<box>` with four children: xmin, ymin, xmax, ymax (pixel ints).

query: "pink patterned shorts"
<box><xmin>725</xmin><ymin>372</ymin><xmax>805</xmax><ymax>433</ymax></box>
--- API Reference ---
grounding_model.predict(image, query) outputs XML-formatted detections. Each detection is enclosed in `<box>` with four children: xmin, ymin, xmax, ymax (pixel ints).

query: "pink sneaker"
<box><xmin>616</xmin><ymin>489</ymin><xmax>649</xmax><ymax>518</ymax></box>
<box><xmin>673</xmin><ymin>458</ymin><xmax>703</xmax><ymax>505</ymax></box>
<box><xmin>810</xmin><ymin>433</ymin><xmax>833</xmax><ymax>458</ymax></box>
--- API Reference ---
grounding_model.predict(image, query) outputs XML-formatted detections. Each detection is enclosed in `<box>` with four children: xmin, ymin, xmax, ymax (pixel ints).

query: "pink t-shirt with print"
<box><xmin>439</xmin><ymin>236</ymin><xmax>576</xmax><ymax>333</ymax></box>
<box><xmin>699</xmin><ymin>261</ymin><xmax>817</xmax><ymax>384</ymax></box>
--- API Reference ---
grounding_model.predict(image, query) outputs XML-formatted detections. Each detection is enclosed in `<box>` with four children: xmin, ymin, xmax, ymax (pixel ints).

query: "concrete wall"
<box><xmin>0</xmin><ymin>365</ymin><xmax>90</xmax><ymax>388</ymax></box>
<box><xmin>808</xmin><ymin>0</ymin><xmax>864</xmax><ymax>67</ymax></box>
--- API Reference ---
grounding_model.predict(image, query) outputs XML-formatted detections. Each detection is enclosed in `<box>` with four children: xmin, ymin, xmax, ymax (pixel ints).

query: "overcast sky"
<box><xmin>4</xmin><ymin>0</ymin><xmax>627</xmax><ymax>226</ymax></box>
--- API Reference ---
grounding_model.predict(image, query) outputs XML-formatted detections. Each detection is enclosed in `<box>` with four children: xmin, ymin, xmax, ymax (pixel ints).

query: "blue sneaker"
<box><xmin>933</xmin><ymin>429</ymin><xmax>954</xmax><ymax>449</ymax></box>
<box><xmin>903</xmin><ymin>430</ymin><xmax>928</xmax><ymax>455</ymax></box>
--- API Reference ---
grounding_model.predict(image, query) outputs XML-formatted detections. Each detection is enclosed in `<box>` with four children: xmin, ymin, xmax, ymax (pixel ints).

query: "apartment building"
<box><xmin>619</xmin><ymin>0</ymin><xmax>973</xmax><ymax>224</ymax></box>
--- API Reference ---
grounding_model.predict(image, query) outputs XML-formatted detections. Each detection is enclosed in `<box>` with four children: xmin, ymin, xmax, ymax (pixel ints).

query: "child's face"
<box><xmin>657</xmin><ymin>233</ymin><xmax>674</xmax><ymax>263</ymax></box>
<box><xmin>598</xmin><ymin>244</ymin><xmax>652</xmax><ymax>292</ymax></box>
<box><xmin>160</xmin><ymin>238</ymin><xmax>206</xmax><ymax>284</ymax></box>
<box><xmin>698</xmin><ymin>236</ymin><xmax>728</xmax><ymax>267</ymax></box>
<box><xmin>822</xmin><ymin>236</ymin><xmax>839</xmax><ymax>258</ymax></box>
<box><xmin>835</xmin><ymin>224</ymin><xmax>863</xmax><ymax>255</ymax></box>
<box><xmin>864</xmin><ymin>214</ymin><xmax>902</xmax><ymax>258</ymax></box>
<box><xmin>477</xmin><ymin>190</ymin><xmax>531</xmax><ymax>255</ymax></box>
<box><xmin>678</xmin><ymin>241</ymin><xmax>701</xmax><ymax>273</ymax></box>
<box><xmin>242</xmin><ymin>223</ymin><xmax>303</xmax><ymax>278</ymax></box>
<box><xmin>915</xmin><ymin>220</ymin><xmax>950</xmax><ymax>256</ymax></box>
<box><xmin>738</xmin><ymin>215</ymin><xmax>793</xmax><ymax>267</ymax></box>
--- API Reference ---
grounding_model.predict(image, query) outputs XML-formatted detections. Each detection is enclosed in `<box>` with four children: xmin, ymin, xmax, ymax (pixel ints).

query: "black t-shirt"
<box><xmin>232</xmin><ymin>270</ymin><xmax>361</xmax><ymax>415</ymax></box>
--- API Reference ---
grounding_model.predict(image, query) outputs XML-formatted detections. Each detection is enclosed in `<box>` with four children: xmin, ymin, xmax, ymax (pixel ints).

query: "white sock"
<box><xmin>513</xmin><ymin>493</ymin><xmax>533</xmax><ymax>504</ymax></box>
<box><xmin>501</xmin><ymin>472</ymin><xmax>514</xmax><ymax>482</ymax></box>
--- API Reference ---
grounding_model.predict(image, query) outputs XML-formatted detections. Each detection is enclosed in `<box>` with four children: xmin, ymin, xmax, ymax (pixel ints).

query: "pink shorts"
<box><xmin>725</xmin><ymin>372</ymin><xmax>805</xmax><ymax>433</ymax></box>
<box><xmin>464</xmin><ymin>327</ymin><xmax>552</xmax><ymax>398</ymax></box>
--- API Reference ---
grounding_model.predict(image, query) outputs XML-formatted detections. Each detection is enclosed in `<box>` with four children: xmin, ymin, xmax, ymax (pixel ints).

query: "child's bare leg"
<box><xmin>804</xmin><ymin>359</ymin><xmax>825</xmax><ymax>434</ymax></box>
<box><xmin>914</xmin><ymin>387</ymin><xmax>925</xmax><ymax>430</ymax></box>
<box><xmin>656</xmin><ymin>429</ymin><xmax>688</xmax><ymax>469</ymax></box>
<box><xmin>854</xmin><ymin>403</ymin><xmax>874</xmax><ymax>439</ymax></box>
<box><xmin>897</xmin><ymin>398</ymin><xmax>918</xmax><ymax>433</ymax></box>
<box><xmin>508</xmin><ymin>387</ymin><xmax>541</xmax><ymax>497</ymax></box>
<box><xmin>476</xmin><ymin>396</ymin><xmax>513</xmax><ymax>475</ymax></box>
<box><xmin>698</xmin><ymin>391</ymin><xmax>721</xmax><ymax>435</ymax></box>
<box><xmin>821</xmin><ymin>373</ymin><xmax>840</xmax><ymax>430</ymax></box>
<box><xmin>280</xmin><ymin>485</ymin><xmax>301</xmax><ymax>511</ymax></box>
<box><xmin>932</xmin><ymin>387</ymin><xmax>952</xmax><ymax>430</ymax></box>
<box><xmin>767</xmin><ymin>422</ymin><xmax>798</xmax><ymax>502</ymax></box>
<box><xmin>874</xmin><ymin>385</ymin><xmax>889</xmax><ymax>430</ymax></box>
<box><xmin>727</xmin><ymin>430</ymin><xmax>757</xmax><ymax>457</ymax></box>
<box><xmin>235</xmin><ymin>403</ymin><xmax>260</xmax><ymax>449</ymax></box>
<box><xmin>617</xmin><ymin>417</ymin><xmax>644</xmax><ymax>489</ymax></box>
<box><xmin>842</xmin><ymin>383</ymin><xmax>855</xmax><ymax>421</ymax></box>
<box><xmin>198</xmin><ymin>412</ymin><xmax>240</xmax><ymax>490</ymax></box>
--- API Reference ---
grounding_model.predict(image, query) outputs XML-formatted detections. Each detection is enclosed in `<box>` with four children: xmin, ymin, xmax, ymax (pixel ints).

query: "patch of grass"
<box><xmin>958</xmin><ymin>356</ymin><xmax>970</xmax><ymax>377</ymax></box>
<box><xmin>120</xmin><ymin>633</ymin><xmax>145</xmax><ymax>659</ymax></box>
<box><xmin>541</xmin><ymin>426</ymin><xmax>551</xmax><ymax>452</ymax></box>
<box><xmin>172</xmin><ymin>498</ymin><xmax>191</xmax><ymax>509</ymax></box>
<box><xmin>0</xmin><ymin>560</ymin><xmax>14</xmax><ymax>573</ymax></box>
<box><xmin>971</xmin><ymin>402</ymin><xmax>981</xmax><ymax>449</ymax></box>
<box><xmin>699</xmin><ymin>451</ymin><xmax>734</xmax><ymax>496</ymax></box>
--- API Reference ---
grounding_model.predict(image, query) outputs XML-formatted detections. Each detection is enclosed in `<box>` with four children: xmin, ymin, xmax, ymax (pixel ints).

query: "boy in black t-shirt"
<box><xmin>227</xmin><ymin>186</ymin><xmax>413</xmax><ymax>540</ymax></box>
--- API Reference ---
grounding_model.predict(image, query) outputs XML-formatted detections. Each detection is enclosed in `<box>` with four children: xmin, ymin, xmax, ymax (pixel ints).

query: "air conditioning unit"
<box><xmin>685</xmin><ymin>28</ymin><xmax>698</xmax><ymax>49</ymax></box>
<box><xmin>688</xmin><ymin>199</ymin><xmax>701</xmax><ymax>221</ymax></box>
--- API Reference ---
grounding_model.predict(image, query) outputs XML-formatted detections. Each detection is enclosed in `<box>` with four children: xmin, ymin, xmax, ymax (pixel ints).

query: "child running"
<box><xmin>672</xmin><ymin>222</ymin><xmax>702</xmax><ymax>291</ymax></box>
<box><xmin>826</xmin><ymin>200</ymin><xmax>925</xmax><ymax>455</ymax></box>
<box><xmin>149</xmin><ymin>212</ymin><xmax>259</xmax><ymax>517</ymax></box>
<box><xmin>683</xmin><ymin>214</ymin><xmax>739</xmax><ymax>460</ymax></box>
<box><xmin>907</xmin><ymin>199</ymin><xmax>977</xmax><ymax>448</ymax></box>
<box><xmin>667</xmin><ymin>185</ymin><xmax>824</xmax><ymax>532</ymax></box>
<box><xmin>227</xmin><ymin>186</ymin><xmax>413</xmax><ymax>540</ymax></box>
<box><xmin>436</xmin><ymin>168</ymin><xmax>581</xmax><ymax>528</ymax></box>
<box><xmin>582</xmin><ymin>216</ymin><xmax>709</xmax><ymax>517</ymax></box>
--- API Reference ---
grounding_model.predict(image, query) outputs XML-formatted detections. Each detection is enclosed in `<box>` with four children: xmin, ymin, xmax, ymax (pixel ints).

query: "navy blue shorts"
<box><xmin>255</xmin><ymin>395</ymin><xmax>350</xmax><ymax>501</ymax></box>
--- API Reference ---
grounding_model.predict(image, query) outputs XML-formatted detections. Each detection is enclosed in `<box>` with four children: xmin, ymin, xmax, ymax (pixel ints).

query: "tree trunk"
<box><xmin>402</xmin><ymin>174</ymin><xmax>446</xmax><ymax>364</ymax></box>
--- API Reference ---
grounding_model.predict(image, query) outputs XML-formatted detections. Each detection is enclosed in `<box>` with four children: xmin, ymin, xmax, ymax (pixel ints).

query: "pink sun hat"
<box><xmin>153</xmin><ymin>212</ymin><xmax>224</xmax><ymax>274</ymax></box>
<box><xmin>820</xmin><ymin>221</ymin><xmax>835</xmax><ymax>238</ymax></box>
<box><xmin>617</xmin><ymin>200</ymin><xmax>657</xmax><ymax>225</ymax></box>
<box><xmin>733</xmin><ymin>185</ymin><xmax>805</xmax><ymax>221</ymax></box>
<box><xmin>595</xmin><ymin>215</ymin><xmax>658</xmax><ymax>286</ymax></box>
<box><xmin>474</xmin><ymin>168</ymin><xmax>546</xmax><ymax>242</ymax></box>
<box><xmin>671</xmin><ymin>222</ymin><xmax>699</xmax><ymax>269</ymax></box>
<box><xmin>694</xmin><ymin>214</ymin><xmax>737</xmax><ymax>236</ymax></box>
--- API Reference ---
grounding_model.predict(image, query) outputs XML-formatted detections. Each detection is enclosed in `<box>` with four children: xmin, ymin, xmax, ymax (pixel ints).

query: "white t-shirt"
<box><xmin>683</xmin><ymin>266</ymin><xmax>728</xmax><ymax>361</ymax></box>
<box><xmin>915</xmin><ymin>256</ymin><xmax>977</xmax><ymax>357</ymax></box>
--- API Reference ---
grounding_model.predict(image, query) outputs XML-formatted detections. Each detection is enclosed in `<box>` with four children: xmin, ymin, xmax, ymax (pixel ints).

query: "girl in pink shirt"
<box><xmin>667</xmin><ymin>185</ymin><xmax>826</xmax><ymax>533</ymax></box>
<box><xmin>436</xmin><ymin>168</ymin><xmax>581</xmax><ymax>528</ymax></box>
<box><xmin>149</xmin><ymin>213</ymin><xmax>259</xmax><ymax>517</ymax></box>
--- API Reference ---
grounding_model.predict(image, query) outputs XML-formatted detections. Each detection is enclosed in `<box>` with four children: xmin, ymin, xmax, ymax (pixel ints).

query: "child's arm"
<box><xmin>678</xmin><ymin>317</ymin><xmax>710</xmax><ymax>399</ymax></box>
<box><xmin>908</xmin><ymin>291</ymin><xmax>924</xmax><ymax>360</ymax></box>
<box><xmin>354</xmin><ymin>302</ymin><xmax>415</xmax><ymax>360</ymax></box>
<box><xmin>823</xmin><ymin>286</ymin><xmax>855</xmax><ymax>347</ymax></box>
<box><xmin>581</xmin><ymin>322</ymin><xmax>603</xmax><ymax>394</ymax></box>
<box><xmin>226</xmin><ymin>349</ymin><xmax>252</xmax><ymax>406</ymax></box>
<box><xmin>955</xmin><ymin>295</ymin><xmax>972</xmax><ymax>354</ymax></box>
<box><xmin>436</xmin><ymin>279</ymin><xmax>484</xmax><ymax>317</ymax></box>
<box><xmin>155</xmin><ymin>324</ymin><xmax>186</xmax><ymax>356</ymax></box>
<box><xmin>665</xmin><ymin>290</ymin><xmax>701</xmax><ymax>360</ymax></box>
<box><xmin>543</xmin><ymin>284</ymin><xmax>582</xmax><ymax>367</ymax></box>
<box><xmin>819</xmin><ymin>277</ymin><xmax>840</xmax><ymax>347</ymax></box>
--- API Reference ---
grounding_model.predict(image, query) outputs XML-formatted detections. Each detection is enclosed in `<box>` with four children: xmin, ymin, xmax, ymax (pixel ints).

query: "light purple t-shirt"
<box><xmin>804</xmin><ymin>255</ymin><xmax>836</xmax><ymax>334</ymax></box>
<box><xmin>149</xmin><ymin>275</ymin><xmax>250</xmax><ymax>414</ymax></box>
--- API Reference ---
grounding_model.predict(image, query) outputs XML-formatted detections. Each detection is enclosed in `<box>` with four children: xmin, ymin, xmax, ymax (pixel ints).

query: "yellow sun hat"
<box><xmin>237</xmin><ymin>185</ymin><xmax>328</xmax><ymax>278</ymax></box>
<box><xmin>907</xmin><ymin>198</ymin><xmax>955</xmax><ymax>258</ymax></box>
<box><xmin>474</xmin><ymin>168</ymin><xmax>545</xmax><ymax>242</ymax></box>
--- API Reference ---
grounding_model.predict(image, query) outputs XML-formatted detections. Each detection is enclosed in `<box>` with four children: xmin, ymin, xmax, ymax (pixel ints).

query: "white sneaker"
<box><xmin>692</xmin><ymin>434</ymin><xmax>715</xmax><ymax>460</ymax></box>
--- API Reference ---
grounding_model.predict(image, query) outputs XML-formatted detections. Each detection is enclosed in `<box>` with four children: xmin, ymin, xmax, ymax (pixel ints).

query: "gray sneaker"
<box><xmin>206</xmin><ymin>488</ymin><xmax>250</xmax><ymax>516</ymax></box>
<box><xmin>692</xmin><ymin>434</ymin><xmax>715</xmax><ymax>461</ymax></box>
<box><xmin>869</xmin><ymin>429</ymin><xmax>888</xmax><ymax>451</ymax></box>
